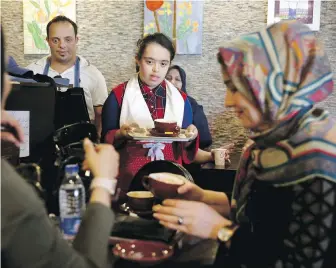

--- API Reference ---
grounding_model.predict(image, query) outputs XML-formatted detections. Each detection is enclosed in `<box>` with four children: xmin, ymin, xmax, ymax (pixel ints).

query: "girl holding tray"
<box><xmin>102</xmin><ymin>33</ymin><xmax>200</xmax><ymax>197</ymax></box>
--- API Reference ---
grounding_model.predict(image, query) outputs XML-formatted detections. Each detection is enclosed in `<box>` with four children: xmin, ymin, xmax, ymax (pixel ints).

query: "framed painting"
<box><xmin>23</xmin><ymin>0</ymin><xmax>76</xmax><ymax>55</ymax></box>
<box><xmin>144</xmin><ymin>0</ymin><xmax>203</xmax><ymax>55</ymax></box>
<box><xmin>267</xmin><ymin>0</ymin><xmax>321</xmax><ymax>31</ymax></box>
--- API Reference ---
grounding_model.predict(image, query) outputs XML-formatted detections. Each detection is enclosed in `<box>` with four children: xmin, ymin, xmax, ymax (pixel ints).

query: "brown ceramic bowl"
<box><xmin>126</xmin><ymin>191</ymin><xmax>154</xmax><ymax>211</ymax></box>
<box><xmin>154</xmin><ymin>119</ymin><xmax>180</xmax><ymax>134</ymax></box>
<box><xmin>142</xmin><ymin>173</ymin><xmax>185</xmax><ymax>199</ymax></box>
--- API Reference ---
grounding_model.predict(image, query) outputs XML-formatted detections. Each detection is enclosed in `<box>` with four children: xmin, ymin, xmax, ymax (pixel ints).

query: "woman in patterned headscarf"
<box><xmin>153</xmin><ymin>20</ymin><xmax>336</xmax><ymax>267</ymax></box>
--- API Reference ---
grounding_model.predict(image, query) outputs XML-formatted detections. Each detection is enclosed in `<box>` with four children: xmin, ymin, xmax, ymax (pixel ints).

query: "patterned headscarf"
<box><xmin>218</xmin><ymin>20</ymin><xmax>336</xmax><ymax>222</ymax></box>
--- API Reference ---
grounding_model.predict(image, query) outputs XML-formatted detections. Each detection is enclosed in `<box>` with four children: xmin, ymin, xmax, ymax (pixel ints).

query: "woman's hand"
<box><xmin>177</xmin><ymin>179</ymin><xmax>230</xmax><ymax>217</ymax></box>
<box><xmin>177</xmin><ymin>180</ymin><xmax>205</xmax><ymax>202</ymax></box>
<box><xmin>82</xmin><ymin>138</ymin><xmax>119</xmax><ymax>179</ymax></box>
<box><xmin>82</xmin><ymin>138</ymin><xmax>119</xmax><ymax>206</ymax></box>
<box><xmin>153</xmin><ymin>199</ymin><xmax>231</xmax><ymax>239</ymax></box>
<box><xmin>1</xmin><ymin>110</ymin><xmax>24</xmax><ymax>147</ymax></box>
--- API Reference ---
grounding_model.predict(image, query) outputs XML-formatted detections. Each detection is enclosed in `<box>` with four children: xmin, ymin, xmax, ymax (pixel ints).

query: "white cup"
<box><xmin>212</xmin><ymin>148</ymin><xmax>228</xmax><ymax>167</ymax></box>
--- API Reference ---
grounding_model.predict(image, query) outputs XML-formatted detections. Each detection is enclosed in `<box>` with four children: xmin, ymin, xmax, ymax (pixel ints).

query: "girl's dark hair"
<box><xmin>136</xmin><ymin>33</ymin><xmax>175</xmax><ymax>62</ymax></box>
<box><xmin>1</xmin><ymin>26</ymin><xmax>5</xmax><ymax>97</ymax></box>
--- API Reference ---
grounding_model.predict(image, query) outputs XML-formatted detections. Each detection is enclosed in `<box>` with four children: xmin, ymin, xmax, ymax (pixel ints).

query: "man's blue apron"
<box><xmin>43</xmin><ymin>56</ymin><xmax>80</xmax><ymax>88</ymax></box>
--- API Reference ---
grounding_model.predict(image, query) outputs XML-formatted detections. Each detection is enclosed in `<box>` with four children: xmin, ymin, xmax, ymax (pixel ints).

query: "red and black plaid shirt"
<box><xmin>138</xmin><ymin>77</ymin><xmax>166</xmax><ymax>120</ymax></box>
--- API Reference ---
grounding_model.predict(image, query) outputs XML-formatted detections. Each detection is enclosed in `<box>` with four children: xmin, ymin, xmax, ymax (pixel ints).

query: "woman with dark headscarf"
<box><xmin>154</xmin><ymin>21</ymin><xmax>336</xmax><ymax>267</ymax></box>
<box><xmin>166</xmin><ymin>65</ymin><xmax>212</xmax><ymax>149</ymax></box>
<box><xmin>1</xmin><ymin>27</ymin><xmax>119</xmax><ymax>268</ymax></box>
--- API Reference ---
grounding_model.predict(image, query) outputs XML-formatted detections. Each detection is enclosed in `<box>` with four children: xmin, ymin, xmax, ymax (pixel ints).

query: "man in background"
<box><xmin>27</xmin><ymin>15</ymin><xmax>107</xmax><ymax>138</ymax></box>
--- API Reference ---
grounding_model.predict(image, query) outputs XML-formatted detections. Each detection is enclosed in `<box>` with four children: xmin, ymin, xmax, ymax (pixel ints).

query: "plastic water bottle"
<box><xmin>59</xmin><ymin>164</ymin><xmax>86</xmax><ymax>240</ymax></box>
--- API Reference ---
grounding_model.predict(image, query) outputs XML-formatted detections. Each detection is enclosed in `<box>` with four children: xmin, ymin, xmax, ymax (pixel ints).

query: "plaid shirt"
<box><xmin>137</xmin><ymin>77</ymin><xmax>166</xmax><ymax>120</ymax></box>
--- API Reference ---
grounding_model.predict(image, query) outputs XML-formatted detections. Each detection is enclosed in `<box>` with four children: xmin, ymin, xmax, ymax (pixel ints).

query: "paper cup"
<box><xmin>213</xmin><ymin>148</ymin><xmax>227</xmax><ymax>167</ymax></box>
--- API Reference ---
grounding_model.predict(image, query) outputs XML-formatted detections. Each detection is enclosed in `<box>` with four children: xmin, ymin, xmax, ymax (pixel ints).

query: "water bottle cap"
<box><xmin>65</xmin><ymin>164</ymin><xmax>79</xmax><ymax>174</ymax></box>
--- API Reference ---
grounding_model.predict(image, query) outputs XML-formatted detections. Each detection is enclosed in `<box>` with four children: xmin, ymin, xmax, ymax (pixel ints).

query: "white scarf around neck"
<box><xmin>119</xmin><ymin>75</ymin><xmax>185</xmax><ymax>129</ymax></box>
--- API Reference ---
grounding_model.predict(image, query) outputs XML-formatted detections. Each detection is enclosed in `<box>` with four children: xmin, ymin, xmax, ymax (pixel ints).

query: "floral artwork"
<box><xmin>144</xmin><ymin>0</ymin><xmax>203</xmax><ymax>55</ymax></box>
<box><xmin>267</xmin><ymin>0</ymin><xmax>321</xmax><ymax>31</ymax></box>
<box><xmin>23</xmin><ymin>0</ymin><xmax>76</xmax><ymax>54</ymax></box>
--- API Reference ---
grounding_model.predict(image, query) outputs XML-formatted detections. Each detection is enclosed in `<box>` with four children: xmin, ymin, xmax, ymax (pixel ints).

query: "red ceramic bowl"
<box><xmin>113</xmin><ymin>240</ymin><xmax>174</xmax><ymax>264</ymax></box>
<box><xmin>142</xmin><ymin>173</ymin><xmax>185</xmax><ymax>199</ymax></box>
<box><xmin>154</xmin><ymin>119</ymin><xmax>180</xmax><ymax>134</ymax></box>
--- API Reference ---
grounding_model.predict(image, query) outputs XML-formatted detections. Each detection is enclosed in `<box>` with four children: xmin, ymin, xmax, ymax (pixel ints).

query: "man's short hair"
<box><xmin>46</xmin><ymin>15</ymin><xmax>78</xmax><ymax>38</ymax></box>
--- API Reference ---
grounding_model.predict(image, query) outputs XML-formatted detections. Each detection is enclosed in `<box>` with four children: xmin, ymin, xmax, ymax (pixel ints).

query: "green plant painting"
<box><xmin>144</xmin><ymin>1</ymin><xmax>203</xmax><ymax>55</ymax></box>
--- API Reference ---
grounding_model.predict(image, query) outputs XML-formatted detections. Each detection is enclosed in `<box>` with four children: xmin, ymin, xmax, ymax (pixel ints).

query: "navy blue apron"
<box><xmin>43</xmin><ymin>57</ymin><xmax>80</xmax><ymax>88</ymax></box>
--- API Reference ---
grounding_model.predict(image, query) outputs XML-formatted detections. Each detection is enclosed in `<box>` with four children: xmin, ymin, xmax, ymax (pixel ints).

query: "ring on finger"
<box><xmin>177</xmin><ymin>216</ymin><xmax>184</xmax><ymax>225</ymax></box>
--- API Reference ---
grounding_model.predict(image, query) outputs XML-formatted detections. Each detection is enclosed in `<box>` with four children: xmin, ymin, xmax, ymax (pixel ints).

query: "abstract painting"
<box><xmin>144</xmin><ymin>0</ymin><xmax>203</xmax><ymax>55</ymax></box>
<box><xmin>23</xmin><ymin>0</ymin><xmax>76</xmax><ymax>54</ymax></box>
<box><xmin>267</xmin><ymin>0</ymin><xmax>321</xmax><ymax>31</ymax></box>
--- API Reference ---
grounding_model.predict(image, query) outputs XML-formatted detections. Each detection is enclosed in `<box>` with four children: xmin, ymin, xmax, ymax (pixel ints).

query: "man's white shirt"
<box><xmin>27</xmin><ymin>55</ymin><xmax>108</xmax><ymax>120</ymax></box>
